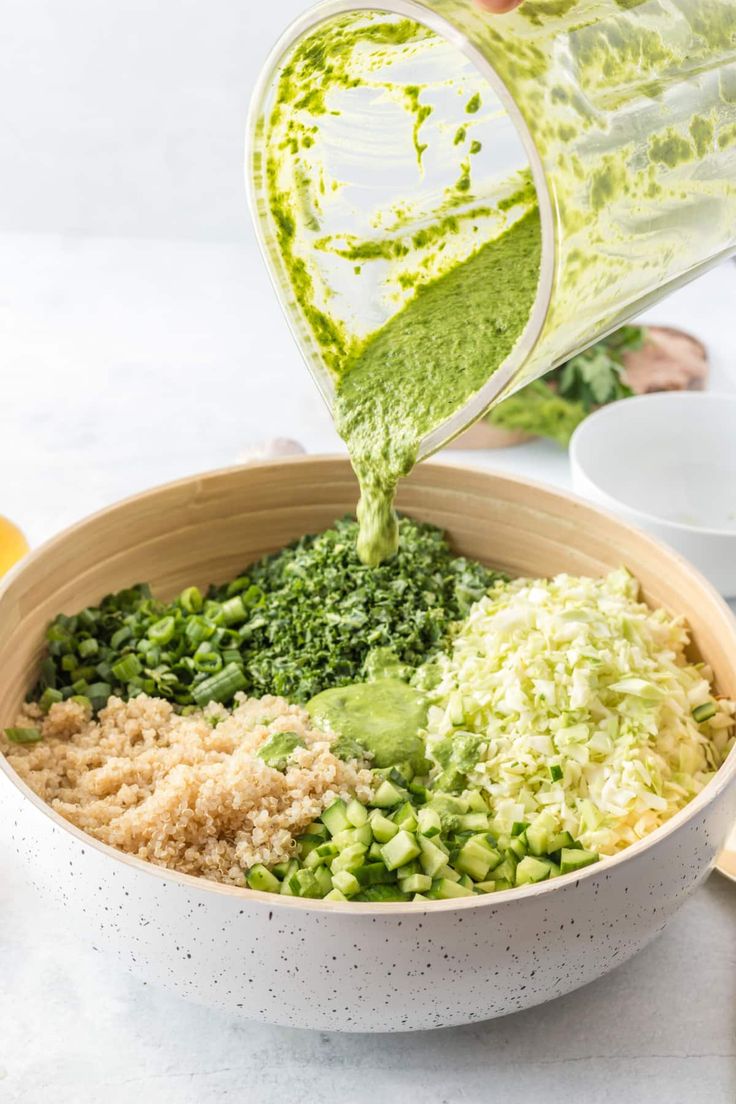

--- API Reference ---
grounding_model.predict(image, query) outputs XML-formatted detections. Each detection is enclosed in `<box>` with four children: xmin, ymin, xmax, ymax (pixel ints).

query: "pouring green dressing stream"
<box><xmin>264</xmin><ymin>16</ymin><xmax>542</xmax><ymax>565</ymax></box>
<box><xmin>335</xmin><ymin>209</ymin><xmax>541</xmax><ymax>564</ymax></box>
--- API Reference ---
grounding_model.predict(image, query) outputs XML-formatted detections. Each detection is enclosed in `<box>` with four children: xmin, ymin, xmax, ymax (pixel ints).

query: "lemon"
<box><xmin>0</xmin><ymin>516</ymin><xmax>29</xmax><ymax>578</ymax></box>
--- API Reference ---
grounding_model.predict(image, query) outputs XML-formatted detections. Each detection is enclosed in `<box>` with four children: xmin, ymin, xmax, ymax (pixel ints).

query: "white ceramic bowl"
<box><xmin>570</xmin><ymin>392</ymin><xmax>736</xmax><ymax>597</ymax></box>
<box><xmin>1</xmin><ymin>459</ymin><xmax>735</xmax><ymax>1032</ymax></box>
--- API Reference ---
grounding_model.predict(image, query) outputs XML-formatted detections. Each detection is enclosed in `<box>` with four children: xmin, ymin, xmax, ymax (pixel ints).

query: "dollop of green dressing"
<box><xmin>307</xmin><ymin>678</ymin><xmax>429</xmax><ymax>770</ymax></box>
<box><xmin>430</xmin><ymin>732</ymin><xmax>487</xmax><ymax>792</ymax></box>
<box><xmin>256</xmin><ymin>730</ymin><xmax>305</xmax><ymax>770</ymax></box>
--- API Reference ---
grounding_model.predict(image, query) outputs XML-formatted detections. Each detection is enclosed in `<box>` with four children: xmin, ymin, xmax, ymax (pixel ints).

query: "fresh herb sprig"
<box><xmin>489</xmin><ymin>325</ymin><xmax>644</xmax><ymax>445</ymax></box>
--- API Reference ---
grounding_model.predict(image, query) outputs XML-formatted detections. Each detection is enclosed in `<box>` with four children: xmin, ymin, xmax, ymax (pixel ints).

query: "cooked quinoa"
<box><xmin>3</xmin><ymin>694</ymin><xmax>373</xmax><ymax>885</ymax></box>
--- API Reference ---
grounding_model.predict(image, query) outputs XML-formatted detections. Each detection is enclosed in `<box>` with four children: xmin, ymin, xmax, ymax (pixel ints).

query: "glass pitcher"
<box><xmin>247</xmin><ymin>0</ymin><xmax>736</xmax><ymax>457</ymax></box>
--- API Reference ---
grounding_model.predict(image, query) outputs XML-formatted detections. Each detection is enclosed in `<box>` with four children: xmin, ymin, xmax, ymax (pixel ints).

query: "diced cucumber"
<box><xmin>246</xmin><ymin>864</ymin><xmax>281</xmax><ymax>893</ymax></box>
<box><xmin>473</xmin><ymin>880</ymin><xmax>499</xmax><ymax>893</ymax></box>
<box><xmin>515</xmin><ymin>856</ymin><xmax>551</xmax><ymax>886</ymax></box>
<box><xmin>297</xmin><ymin>834</ymin><xmax>324</xmax><ymax>858</ymax></box>
<box><xmin>355</xmin><ymin>862</ymin><xmax>394</xmax><ymax>887</ymax></box>
<box><xmin>346</xmin><ymin>798</ymin><xmax>369</xmax><ymax>827</ymax></box>
<box><xmin>432</xmin><ymin>878</ymin><xmax>474</xmax><ymax>899</ymax></box>
<box><xmin>330</xmin><ymin>843</ymin><xmax>367</xmax><ymax>874</ymax></box>
<box><xmin>560</xmin><ymin>847</ymin><xmax>599</xmax><ymax>875</ymax></box>
<box><xmin>321</xmin><ymin>799</ymin><xmax>351</xmax><ymax>837</ymax></box>
<box><xmin>372</xmin><ymin>779</ymin><xmax>405</xmax><ymax>807</ymax></box>
<box><xmin>396</xmin><ymin>860</ymin><xmax>422</xmax><ymax>879</ymax></box>
<box><xmin>399</xmin><ymin>873</ymin><xmax>432</xmax><ymax>894</ymax></box>
<box><xmin>437</xmin><ymin>863</ymin><xmax>461</xmax><ymax>883</ymax></box>
<box><xmin>393</xmin><ymin>802</ymin><xmax>418</xmax><ymax>832</ymax></box>
<box><xmin>315</xmin><ymin>841</ymin><xmax>340</xmax><ymax>860</ymax></box>
<box><xmin>271</xmin><ymin>861</ymin><xmax>291</xmax><ymax>878</ymax></box>
<box><xmin>492</xmin><ymin>856</ymin><xmax>517</xmax><ymax>884</ymax></box>
<box><xmin>314</xmin><ymin>865</ymin><xmax>333</xmax><ymax>896</ymax></box>
<box><xmin>511</xmin><ymin>820</ymin><xmax>530</xmax><ymax>836</ymax></box>
<box><xmin>304</xmin><ymin>822</ymin><xmax>329</xmax><ymax>840</ymax></box>
<box><xmin>457</xmin><ymin>812</ymin><xmax>490</xmax><ymax>832</ymax></box>
<box><xmin>354</xmin><ymin>885</ymin><xmax>410</xmax><ymax>902</ymax></box>
<box><xmin>428</xmin><ymin>793</ymin><xmax>469</xmax><ymax>818</ymax></box>
<box><xmin>332</xmin><ymin>870</ymin><xmax>361</xmax><ymax>897</ymax></box>
<box><xmin>455</xmin><ymin>837</ymin><xmax>497</xmax><ymax>881</ymax></box>
<box><xmin>324</xmin><ymin>887</ymin><xmax>348</xmax><ymax>901</ymax></box>
<box><xmin>465</xmin><ymin>790</ymin><xmax>488</xmax><ymax>814</ymax></box>
<box><xmin>546</xmin><ymin>830</ymin><xmax>575</xmax><ymax>855</ymax></box>
<box><xmin>291</xmin><ymin>868</ymin><xmax>323</xmax><ymax>898</ymax></box>
<box><xmin>331</xmin><ymin>824</ymin><xmax>373</xmax><ymax>850</ymax></box>
<box><xmin>304</xmin><ymin>847</ymin><xmax>327</xmax><ymax>869</ymax></box>
<box><xmin>370</xmin><ymin>811</ymin><xmax>399</xmax><ymax>843</ymax></box>
<box><xmin>418</xmin><ymin>836</ymin><xmax>448</xmax><ymax>878</ymax></box>
<box><xmin>417</xmin><ymin>807</ymin><xmax>442</xmax><ymax>837</ymax></box>
<box><xmin>381</xmin><ymin>830</ymin><xmax>421</xmax><ymax>872</ymax></box>
<box><xmin>368</xmin><ymin>841</ymin><xmax>384</xmax><ymax>861</ymax></box>
<box><xmin>388</xmin><ymin>764</ymin><xmax>414</xmax><ymax>787</ymax></box>
<box><xmin>279</xmin><ymin>860</ymin><xmax>299</xmax><ymax>895</ymax></box>
<box><xmin>549</xmin><ymin>763</ymin><xmax>563</xmax><ymax>782</ymax></box>
<box><xmin>507</xmin><ymin>836</ymin><xmax>527</xmax><ymax>860</ymax></box>
<box><xmin>525</xmin><ymin>810</ymin><xmax>557</xmax><ymax>856</ymax></box>
<box><xmin>491</xmin><ymin>878</ymin><xmax>512</xmax><ymax>892</ymax></box>
<box><xmin>330</xmin><ymin>829</ymin><xmax>355</xmax><ymax>851</ymax></box>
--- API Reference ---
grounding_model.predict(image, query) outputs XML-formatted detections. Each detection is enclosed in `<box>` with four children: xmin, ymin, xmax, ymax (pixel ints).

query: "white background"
<box><xmin>0</xmin><ymin>3</ymin><xmax>735</xmax><ymax>1102</ymax></box>
<box><xmin>1</xmin><ymin>0</ymin><xmax>314</xmax><ymax>241</ymax></box>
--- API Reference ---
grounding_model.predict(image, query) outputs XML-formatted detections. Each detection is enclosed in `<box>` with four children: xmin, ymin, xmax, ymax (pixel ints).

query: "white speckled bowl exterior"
<box><xmin>1</xmin><ymin>459</ymin><xmax>735</xmax><ymax>1032</ymax></box>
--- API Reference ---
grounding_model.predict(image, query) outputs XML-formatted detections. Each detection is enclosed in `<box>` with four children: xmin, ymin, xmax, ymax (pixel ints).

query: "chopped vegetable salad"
<box><xmin>3</xmin><ymin>520</ymin><xmax>733</xmax><ymax>901</ymax></box>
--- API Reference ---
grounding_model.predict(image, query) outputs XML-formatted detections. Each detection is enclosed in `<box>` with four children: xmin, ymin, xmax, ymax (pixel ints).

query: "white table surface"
<box><xmin>0</xmin><ymin>235</ymin><xmax>734</xmax><ymax>1103</ymax></box>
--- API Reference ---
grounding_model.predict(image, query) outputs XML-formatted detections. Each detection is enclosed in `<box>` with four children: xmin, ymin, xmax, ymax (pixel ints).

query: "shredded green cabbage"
<box><xmin>425</xmin><ymin>570</ymin><xmax>734</xmax><ymax>855</ymax></box>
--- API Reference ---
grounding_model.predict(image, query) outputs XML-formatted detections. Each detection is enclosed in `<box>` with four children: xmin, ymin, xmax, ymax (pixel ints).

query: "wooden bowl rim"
<box><xmin>2</xmin><ymin>455</ymin><xmax>735</xmax><ymax>914</ymax></box>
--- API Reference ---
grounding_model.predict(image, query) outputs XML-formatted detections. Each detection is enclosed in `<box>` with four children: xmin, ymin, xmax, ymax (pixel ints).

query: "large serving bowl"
<box><xmin>1</xmin><ymin>458</ymin><xmax>735</xmax><ymax>1032</ymax></box>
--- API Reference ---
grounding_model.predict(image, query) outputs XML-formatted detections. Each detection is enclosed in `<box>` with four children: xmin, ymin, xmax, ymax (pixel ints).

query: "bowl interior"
<box><xmin>1</xmin><ymin>457</ymin><xmax>735</xmax><ymax>906</ymax></box>
<box><xmin>571</xmin><ymin>393</ymin><xmax>736</xmax><ymax>535</ymax></box>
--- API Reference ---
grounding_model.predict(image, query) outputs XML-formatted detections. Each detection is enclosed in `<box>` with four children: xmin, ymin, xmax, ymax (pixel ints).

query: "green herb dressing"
<box><xmin>336</xmin><ymin>209</ymin><xmax>541</xmax><ymax>564</ymax></box>
<box><xmin>308</xmin><ymin>678</ymin><xmax>429</xmax><ymax>770</ymax></box>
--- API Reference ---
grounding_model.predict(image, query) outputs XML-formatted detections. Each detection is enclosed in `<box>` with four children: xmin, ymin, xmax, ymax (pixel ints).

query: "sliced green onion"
<box><xmin>193</xmin><ymin>649</ymin><xmax>223</xmax><ymax>675</ymax></box>
<box><xmin>191</xmin><ymin>662</ymin><xmax>247</xmax><ymax>706</ymax></box>
<box><xmin>185</xmin><ymin>617</ymin><xmax>214</xmax><ymax>646</ymax></box>
<box><xmin>221</xmin><ymin>596</ymin><xmax>247</xmax><ymax>625</ymax></box>
<box><xmin>86</xmin><ymin>682</ymin><xmax>112</xmax><ymax>710</ymax></box>
<box><xmin>178</xmin><ymin>586</ymin><xmax>203</xmax><ymax>614</ymax></box>
<box><xmin>692</xmin><ymin>700</ymin><xmax>717</xmax><ymax>723</ymax></box>
<box><xmin>147</xmin><ymin>616</ymin><xmax>175</xmax><ymax>645</ymax></box>
<box><xmin>4</xmin><ymin>727</ymin><xmax>43</xmax><ymax>744</ymax></box>
<box><xmin>110</xmin><ymin>626</ymin><xmax>132</xmax><ymax>650</ymax></box>
<box><xmin>111</xmin><ymin>654</ymin><xmax>142</xmax><ymax>681</ymax></box>
<box><xmin>39</xmin><ymin>687</ymin><xmax>63</xmax><ymax>713</ymax></box>
<box><xmin>225</xmin><ymin>576</ymin><xmax>252</xmax><ymax>597</ymax></box>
